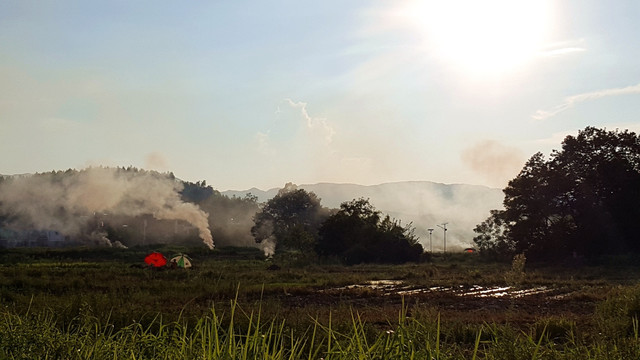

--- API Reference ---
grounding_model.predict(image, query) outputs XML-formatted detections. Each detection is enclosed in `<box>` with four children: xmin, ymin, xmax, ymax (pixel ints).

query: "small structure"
<box><xmin>170</xmin><ymin>253</ymin><xmax>192</xmax><ymax>268</ymax></box>
<box><xmin>463</xmin><ymin>248</ymin><xmax>477</xmax><ymax>254</ymax></box>
<box><xmin>144</xmin><ymin>252</ymin><xmax>167</xmax><ymax>267</ymax></box>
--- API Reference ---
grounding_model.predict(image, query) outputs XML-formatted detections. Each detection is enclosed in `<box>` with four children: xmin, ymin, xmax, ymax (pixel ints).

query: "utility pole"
<box><xmin>427</xmin><ymin>228</ymin><xmax>434</xmax><ymax>253</ymax></box>
<box><xmin>437</xmin><ymin>223</ymin><xmax>448</xmax><ymax>253</ymax></box>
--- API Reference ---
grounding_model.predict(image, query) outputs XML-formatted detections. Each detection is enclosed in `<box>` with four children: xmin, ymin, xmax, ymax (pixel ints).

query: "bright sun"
<box><xmin>401</xmin><ymin>0</ymin><xmax>553</xmax><ymax>77</ymax></box>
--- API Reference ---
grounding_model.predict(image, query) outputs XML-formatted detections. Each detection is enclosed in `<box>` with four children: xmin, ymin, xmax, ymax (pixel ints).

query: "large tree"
<box><xmin>251</xmin><ymin>183</ymin><xmax>329</xmax><ymax>254</ymax></box>
<box><xmin>318</xmin><ymin>198</ymin><xmax>423</xmax><ymax>264</ymax></box>
<box><xmin>475</xmin><ymin>127</ymin><xmax>640</xmax><ymax>260</ymax></box>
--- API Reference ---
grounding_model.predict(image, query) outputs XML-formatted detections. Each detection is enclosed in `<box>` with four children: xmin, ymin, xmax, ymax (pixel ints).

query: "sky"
<box><xmin>1</xmin><ymin>0</ymin><xmax>640</xmax><ymax>191</ymax></box>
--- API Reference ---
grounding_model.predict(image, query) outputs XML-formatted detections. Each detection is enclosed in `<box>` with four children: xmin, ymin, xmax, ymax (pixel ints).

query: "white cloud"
<box><xmin>537</xmin><ymin>39</ymin><xmax>587</xmax><ymax>58</ymax></box>
<box><xmin>532</xmin><ymin>83</ymin><xmax>640</xmax><ymax>120</ymax></box>
<box><xmin>538</xmin><ymin>47</ymin><xmax>586</xmax><ymax>57</ymax></box>
<box><xmin>284</xmin><ymin>98</ymin><xmax>336</xmax><ymax>143</ymax></box>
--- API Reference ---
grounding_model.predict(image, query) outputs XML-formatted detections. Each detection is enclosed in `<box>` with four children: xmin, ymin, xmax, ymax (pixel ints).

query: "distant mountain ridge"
<box><xmin>222</xmin><ymin>181</ymin><xmax>504</xmax><ymax>251</ymax></box>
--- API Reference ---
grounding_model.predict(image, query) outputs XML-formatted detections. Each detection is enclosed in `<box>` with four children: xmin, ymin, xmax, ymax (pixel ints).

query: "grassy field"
<box><xmin>1</xmin><ymin>245</ymin><xmax>640</xmax><ymax>359</ymax></box>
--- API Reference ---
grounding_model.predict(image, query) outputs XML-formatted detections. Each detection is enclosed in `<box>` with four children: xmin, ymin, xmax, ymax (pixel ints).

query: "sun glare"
<box><xmin>401</xmin><ymin>0</ymin><xmax>553</xmax><ymax>77</ymax></box>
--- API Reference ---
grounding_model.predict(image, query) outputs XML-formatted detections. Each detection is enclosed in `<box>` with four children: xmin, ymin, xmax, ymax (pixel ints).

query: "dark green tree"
<box><xmin>501</xmin><ymin>152</ymin><xmax>571</xmax><ymax>258</ymax></box>
<box><xmin>475</xmin><ymin>127</ymin><xmax>640</xmax><ymax>260</ymax></box>
<box><xmin>550</xmin><ymin>127</ymin><xmax>640</xmax><ymax>255</ymax></box>
<box><xmin>251</xmin><ymin>183</ymin><xmax>329</xmax><ymax>253</ymax></box>
<box><xmin>180</xmin><ymin>180</ymin><xmax>216</xmax><ymax>204</ymax></box>
<box><xmin>318</xmin><ymin>198</ymin><xmax>423</xmax><ymax>264</ymax></box>
<box><xmin>317</xmin><ymin>198</ymin><xmax>379</xmax><ymax>258</ymax></box>
<box><xmin>472</xmin><ymin>209</ymin><xmax>513</xmax><ymax>259</ymax></box>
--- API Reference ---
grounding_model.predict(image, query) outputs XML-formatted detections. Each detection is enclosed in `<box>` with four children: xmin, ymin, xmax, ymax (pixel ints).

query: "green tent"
<box><xmin>169</xmin><ymin>253</ymin><xmax>192</xmax><ymax>268</ymax></box>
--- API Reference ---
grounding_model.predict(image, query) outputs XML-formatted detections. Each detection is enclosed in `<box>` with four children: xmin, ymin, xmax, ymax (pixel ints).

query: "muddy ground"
<box><xmin>278</xmin><ymin>281</ymin><xmax>601</xmax><ymax>329</ymax></box>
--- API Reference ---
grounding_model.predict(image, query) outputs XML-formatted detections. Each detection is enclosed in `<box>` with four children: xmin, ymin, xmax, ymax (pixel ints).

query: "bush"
<box><xmin>318</xmin><ymin>198</ymin><xmax>423</xmax><ymax>264</ymax></box>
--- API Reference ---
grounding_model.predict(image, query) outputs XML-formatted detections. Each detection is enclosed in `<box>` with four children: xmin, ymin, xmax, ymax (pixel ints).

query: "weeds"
<box><xmin>1</xmin><ymin>247</ymin><xmax>640</xmax><ymax>358</ymax></box>
<box><xmin>2</xmin><ymin>299</ymin><xmax>640</xmax><ymax>359</ymax></box>
<box><xmin>505</xmin><ymin>252</ymin><xmax>526</xmax><ymax>285</ymax></box>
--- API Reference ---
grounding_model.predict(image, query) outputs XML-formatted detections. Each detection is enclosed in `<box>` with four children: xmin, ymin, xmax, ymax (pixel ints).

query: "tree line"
<box><xmin>0</xmin><ymin>170</ymin><xmax>423</xmax><ymax>264</ymax></box>
<box><xmin>250</xmin><ymin>183</ymin><xmax>424</xmax><ymax>264</ymax></box>
<box><xmin>8</xmin><ymin>126</ymin><xmax>632</xmax><ymax>263</ymax></box>
<box><xmin>182</xmin><ymin>181</ymin><xmax>424</xmax><ymax>264</ymax></box>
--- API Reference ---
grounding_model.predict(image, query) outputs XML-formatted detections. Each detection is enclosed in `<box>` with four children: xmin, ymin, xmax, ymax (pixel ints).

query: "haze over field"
<box><xmin>0</xmin><ymin>170</ymin><xmax>499</xmax><ymax>251</ymax></box>
<box><xmin>223</xmin><ymin>181</ymin><xmax>504</xmax><ymax>251</ymax></box>
<box><xmin>1</xmin><ymin>1</ymin><xmax>639</xmax><ymax>192</ymax></box>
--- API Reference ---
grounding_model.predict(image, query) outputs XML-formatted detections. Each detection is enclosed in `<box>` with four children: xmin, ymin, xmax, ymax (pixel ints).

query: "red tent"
<box><xmin>144</xmin><ymin>252</ymin><xmax>167</xmax><ymax>267</ymax></box>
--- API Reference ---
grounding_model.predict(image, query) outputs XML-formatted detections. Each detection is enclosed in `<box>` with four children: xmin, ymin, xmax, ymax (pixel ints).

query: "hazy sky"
<box><xmin>2</xmin><ymin>1</ymin><xmax>640</xmax><ymax>191</ymax></box>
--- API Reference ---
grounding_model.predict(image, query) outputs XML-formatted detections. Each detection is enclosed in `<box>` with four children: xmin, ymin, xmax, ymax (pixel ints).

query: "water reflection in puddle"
<box><xmin>327</xmin><ymin>280</ymin><xmax>404</xmax><ymax>292</ymax></box>
<box><xmin>323</xmin><ymin>281</ymin><xmax>552</xmax><ymax>299</ymax></box>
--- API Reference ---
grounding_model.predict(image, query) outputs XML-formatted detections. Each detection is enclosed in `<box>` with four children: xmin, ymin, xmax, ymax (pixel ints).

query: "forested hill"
<box><xmin>223</xmin><ymin>181</ymin><xmax>504</xmax><ymax>251</ymax></box>
<box><xmin>0</xmin><ymin>169</ymin><xmax>503</xmax><ymax>250</ymax></box>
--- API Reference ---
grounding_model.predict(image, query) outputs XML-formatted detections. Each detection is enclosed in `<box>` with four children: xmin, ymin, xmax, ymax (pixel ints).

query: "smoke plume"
<box><xmin>461</xmin><ymin>140</ymin><xmax>525</xmax><ymax>188</ymax></box>
<box><xmin>89</xmin><ymin>230</ymin><xmax>128</xmax><ymax>248</ymax></box>
<box><xmin>0</xmin><ymin>167</ymin><xmax>214</xmax><ymax>249</ymax></box>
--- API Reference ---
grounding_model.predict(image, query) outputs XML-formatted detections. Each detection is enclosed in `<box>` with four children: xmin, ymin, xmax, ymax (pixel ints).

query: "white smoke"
<box><xmin>260</xmin><ymin>237</ymin><xmax>276</xmax><ymax>258</ymax></box>
<box><xmin>461</xmin><ymin>139</ymin><xmax>525</xmax><ymax>188</ymax></box>
<box><xmin>0</xmin><ymin>167</ymin><xmax>214</xmax><ymax>249</ymax></box>
<box><xmin>88</xmin><ymin>230</ymin><xmax>128</xmax><ymax>248</ymax></box>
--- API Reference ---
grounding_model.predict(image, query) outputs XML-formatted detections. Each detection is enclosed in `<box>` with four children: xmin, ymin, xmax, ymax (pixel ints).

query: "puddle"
<box><xmin>511</xmin><ymin>287</ymin><xmax>551</xmax><ymax>298</ymax></box>
<box><xmin>326</xmin><ymin>280</ymin><xmax>404</xmax><ymax>292</ymax></box>
<box><xmin>323</xmin><ymin>280</ymin><xmax>553</xmax><ymax>299</ymax></box>
<box><xmin>463</xmin><ymin>285</ymin><xmax>512</xmax><ymax>297</ymax></box>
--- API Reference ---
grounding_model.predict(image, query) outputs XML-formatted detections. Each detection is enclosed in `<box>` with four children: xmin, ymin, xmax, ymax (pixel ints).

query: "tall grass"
<box><xmin>1</xmin><ymin>297</ymin><xmax>640</xmax><ymax>359</ymax></box>
<box><xmin>2</xmin><ymin>248</ymin><xmax>640</xmax><ymax>358</ymax></box>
